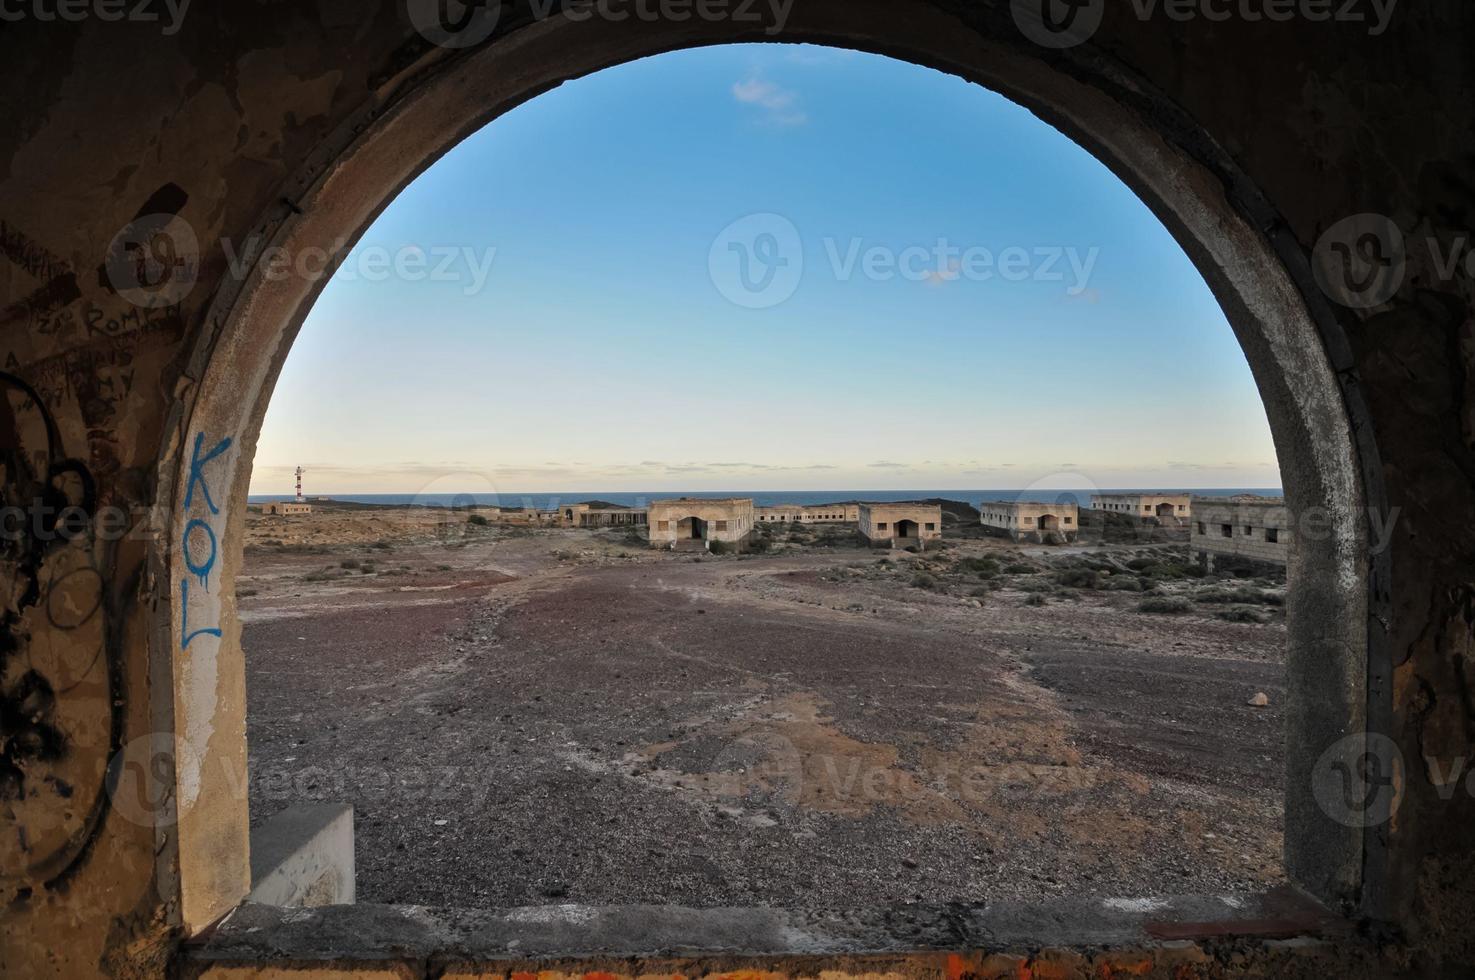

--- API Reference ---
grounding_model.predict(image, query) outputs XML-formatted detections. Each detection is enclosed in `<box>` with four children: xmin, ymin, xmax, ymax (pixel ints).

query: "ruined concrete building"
<box><xmin>858</xmin><ymin>502</ymin><xmax>942</xmax><ymax>550</ymax></box>
<box><xmin>755</xmin><ymin>502</ymin><xmax>860</xmax><ymax>524</ymax></box>
<box><xmin>259</xmin><ymin>501</ymin><xmax>312</xmax><ymax>516</ymax></box>
<box><xmin>980</xmin><ymin>500</ymin><xmax>1080</xmax><ymax>543</ymax></box>
<box><xmin>3</xmin><ymin>4</ymin><xmax>1472</xmax><ymax>977</ymax></box>
<box><xmin>1190</xmin><ymin>496</ymin><xmax>1291</xmax><ymax>571</ymax></box>
<box><xmin>1089</xmin><ymin>492</ymin><xmax>1191</xmax><ymax>524</ymax></box>
<box><xmin>478</xmin><ymin>507</ymin><xmax>548</xmax><ymax>525</ymax></box>
<box><xmin>560</xmin><ymin>503</ymin><xmax>648</xmax><ymax>528</ymax></box>
<box><xmin>647</xmin><ymin>497</ymin><xmax>755</xmax><ymax>550</ymax></box>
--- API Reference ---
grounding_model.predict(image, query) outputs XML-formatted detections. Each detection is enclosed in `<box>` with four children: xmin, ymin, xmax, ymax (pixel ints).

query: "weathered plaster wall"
<box><xmin>979</xmin><ymin>501</ymin><xmax>1080</xmax><ymax>543</ymax></box>
<box><xmin>1191</xmin><ymin>500</ymin><xmax>1292</xmax><ymax>567</ymax></box>
<box><xmin>647</xmin><ymin>498</ymin><xmax>755</xmax><ymax>547</ymax></box>
<box><xmin>756</xmin><ymin>504</ymin><xmax>860</xmax><ymax>524</ymax></box>
<box><xmin>0</xmin><ymin>2</ymin><xmax>1471</xmax><ymax>977</ymax></box>
<box><xmin>858</xmin><ymin>503</ymin><xmax>943</xmax><ymax>547</ymax></box>
<box><xmin>1090</xmin><ymin>494</ymin><xmax>1191</xmax><ymax>521</ymax></box>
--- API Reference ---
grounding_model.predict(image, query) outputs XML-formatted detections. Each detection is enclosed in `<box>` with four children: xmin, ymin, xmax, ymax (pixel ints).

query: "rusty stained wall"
<box><xmin>0</xmin><ymin>1</ymin><xmax>1472</xmax><ymax>977</ymax></box>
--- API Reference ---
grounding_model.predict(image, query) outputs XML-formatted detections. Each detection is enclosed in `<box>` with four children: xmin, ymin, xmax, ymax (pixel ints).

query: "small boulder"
<box><xmin>1247</xmin><ymin>692</ymin><xmax>1269</xmax><ymax>707</ymax></box>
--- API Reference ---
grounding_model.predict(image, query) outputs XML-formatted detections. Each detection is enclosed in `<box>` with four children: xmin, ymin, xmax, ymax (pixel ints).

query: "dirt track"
<box><xmin>241</xmin><ymin>511</ymin><xmax>1286</xmax><ymax>908</ymax></box>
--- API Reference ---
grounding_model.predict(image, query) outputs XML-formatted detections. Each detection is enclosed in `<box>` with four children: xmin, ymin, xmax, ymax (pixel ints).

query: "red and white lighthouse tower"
<box><xmin>295</xmin><ymin>466</ymin><xmax>304</xmax><ymax>503</ymax></box>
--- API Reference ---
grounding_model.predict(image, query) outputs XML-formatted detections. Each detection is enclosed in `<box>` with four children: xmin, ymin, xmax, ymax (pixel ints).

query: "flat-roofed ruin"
<box><xmin>1190</xmin><ymin>495</ymin><xmax>1291</xmax><ymax>571</ymax></box>
<box><xmin>1090</xmin><ymin>493</ymin><xmax>1191</xmax><ymax>525</ymax></box>
<box><xmin>979</xmin><ymin>500</ymin><xmax>1080</xmax><ymax>544</ymax></box>
<box><xmin>756</xmin><ymin>503</ymin><xmax>860</xmax><ymax>524</ymax></box>
<box><xmin>647</xmin><ymin>497</ymin><xmax>755</xmax><ymax>551</ymax></box>
<box><xmin>858</xmin><ymin>502</ymin><xmax>942</xmax><ymax>551</ymax></box>
<box><xmin>560</xmin><ymin>503</ymin><xmax>648</xmax><ymax>528</ymax></box>
<box><xmin>260</xmin><ymin>501</ymin><xmax>312</xmax><ymax>516</ymax></box>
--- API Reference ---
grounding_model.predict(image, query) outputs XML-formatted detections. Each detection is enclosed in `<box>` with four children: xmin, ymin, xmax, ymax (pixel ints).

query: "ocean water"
<box><xmin>248</xmin><ymin>488</ymin><xmax>1283</xmax><ymax>509</ymax></box>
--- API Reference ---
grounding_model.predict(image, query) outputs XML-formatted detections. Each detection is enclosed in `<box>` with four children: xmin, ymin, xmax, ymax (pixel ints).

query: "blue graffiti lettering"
<box><xmin>183</xmin><ymin>432</ymin><xmax>232</xmax><ymax>515</ymax></box>
<box><xmin>180</xmin><ymin>578</ymin><xmax>222</xmax><ymax>650</ymax></box>
<box><xmin>182</xmin><ymin>518</ymin><xmax>217</xmax><ymax>588</ymax></box>
<box><xmin>179</xmin><ymin>431</ymin><xmax>231</xmax><ymax>651</ymax></box>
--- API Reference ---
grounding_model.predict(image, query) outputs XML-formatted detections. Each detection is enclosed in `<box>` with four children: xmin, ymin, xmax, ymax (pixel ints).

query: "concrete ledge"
<box><xmin>181</xmin><ymin>888</ymin><xmax>1375</xmax><ymax>976</ymax></box>
<box><xmin>247</xmin><ymin>804</ymin><xmax>355</xmax><ymax>907</ymax></box>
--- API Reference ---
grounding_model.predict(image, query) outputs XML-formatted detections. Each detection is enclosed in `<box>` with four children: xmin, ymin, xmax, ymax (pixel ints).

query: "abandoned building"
<box><xmin>3</xmin><ymin>4</ymin><xmax>1473</xmax><ymax>978</ymax></box>
<box><xmin>858</xmin><ymin>502</ymin><xmax>943</xmax><ymax>550</ymax></box>
<box><xmin>560</xmin><ymin>502</ymin><xmax>648</xmax><ymax>528</ymax></box>
<box><xmin>755</xmin><ymin>502</ymin><xmax>861</xmax><ymax>524</ymax></box>
<box><xmin>1089</xmin><ymin>492</ymin><xmax>1191</xmax><ymax>524</ymax></box>
<box><xmin>1190</xmin><ymin>496</ymin><xmax>1292</xmax><ymax>572</ymax></box>
<box><xmin>259</xmin><ymin>500</ymin><xmax>312</xmax><ymax>516</ymax></box>
<box><xmin>466</xmin><ymin>506</ymin><xmax>540</xmax><ymax>525</ymax></box>
<box><xmin>979</xmin><ymin>500</ymin><xmax>1080</xmax><ymax>543</ymax></box>
<box><xmin>647</xmin><ymin>497</ymin><xmax>755</xmax><ymax>551</ymax></box>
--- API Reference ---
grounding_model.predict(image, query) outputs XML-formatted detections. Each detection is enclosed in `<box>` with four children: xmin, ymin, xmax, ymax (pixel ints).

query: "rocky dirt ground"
<box><xmin>240</xmin><ymin>503</ymin><xmax>1288</xmax><ymax>909</ymax></box>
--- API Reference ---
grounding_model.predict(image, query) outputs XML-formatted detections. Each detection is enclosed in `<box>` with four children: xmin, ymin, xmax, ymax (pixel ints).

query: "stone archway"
<box><xmin>155</xmin><ymin>2</ymin><xmax>1375</xmax><ymax>937</ymax></box>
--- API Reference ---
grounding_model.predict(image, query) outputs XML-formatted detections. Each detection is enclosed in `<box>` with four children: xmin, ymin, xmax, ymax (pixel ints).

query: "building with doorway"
<box><xmin>647</xmin><ymin>498</ymin><xmax>755</xmax><ymax>551</ymax></box>
<box><xmin>1190</xmin><ymin>496</ymin><xmax>1290</xmax><ymax>571</ymax></box>
<box><xmin>858</xmin><ymin>502</ymin><xmax>942</xmax><ymax>550</ymax></box>
<box><xmin>755</xmin><ymin>503</ymin><xmax>860</xmax><ymax>525</ymax></box>
<box><xmin>1090</xmin><ymin>493</ymin><xmax>1191</xmax><ymax>524</ymax></box>
<box><xmin>979</xmin><ymin>500</ymin><xmax>1079</xmax><ymax>543</ymax></box>
<box><xmin>260</xmin><ymin>501</ymin><xmax>312</xmax><ymax>516</ymax></box>
<box><xmin>560</xmin><ymin>503</ymin><xmax>648</xmax><ymax>528</ymax></box>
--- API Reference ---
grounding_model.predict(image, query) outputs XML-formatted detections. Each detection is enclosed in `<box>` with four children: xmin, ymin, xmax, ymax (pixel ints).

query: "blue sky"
<box><xmin>253</xmin><ymin>44</ymin><xmax>1280</xmax><ymax>495</ymax></box>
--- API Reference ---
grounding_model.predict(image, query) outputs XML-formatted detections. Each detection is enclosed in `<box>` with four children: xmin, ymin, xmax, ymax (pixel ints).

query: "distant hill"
<box><xmin>923</xmin><ymin>498</ymin><xmax>981</xmax><ymax>524</ymax></box>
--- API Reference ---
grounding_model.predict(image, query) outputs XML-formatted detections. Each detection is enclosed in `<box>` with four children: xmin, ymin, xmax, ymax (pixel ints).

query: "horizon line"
<box><xmin>247</xmin><ymin>484</ymin><xmax>1285</xmax><ymax>497</ymax></box>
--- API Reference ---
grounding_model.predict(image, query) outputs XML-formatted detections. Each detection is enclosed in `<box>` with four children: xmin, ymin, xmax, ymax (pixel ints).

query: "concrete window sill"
<box><xmin>179</xmin><ymin>888</ymin><xmax>1360</xmax><ymax>976</ymax></box>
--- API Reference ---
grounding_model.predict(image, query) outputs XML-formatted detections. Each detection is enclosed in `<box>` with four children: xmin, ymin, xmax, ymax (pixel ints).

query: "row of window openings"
<box><xmin>875</xmin><ymin>522</ymin><xmax>938</xmax><ymax>531</ymax></box>
<box><xmin>1100</xmin><ymin>503</ymin><xmax>1188</xmax><ymax>512</ymax></box>
<box><xmin>1199</xmin><ymin>522</ymin><xmax>1281</xmax><ymax>543</ymax></box>
<box><xmin>982</xmin><ymin>514</ymin><xmax>1075</xmax><ymax>525</ymax></box>
<box><xmin>655</xmin><ymin>520</ymin><xmax>736</xmax><ymax>531</ymax></box>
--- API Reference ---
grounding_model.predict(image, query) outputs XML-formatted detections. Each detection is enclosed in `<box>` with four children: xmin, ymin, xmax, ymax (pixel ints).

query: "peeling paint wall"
<box><xmin>0</xmin><ymin>2</ymin><xmax>1471</xmax><ymax>977</ymax></box>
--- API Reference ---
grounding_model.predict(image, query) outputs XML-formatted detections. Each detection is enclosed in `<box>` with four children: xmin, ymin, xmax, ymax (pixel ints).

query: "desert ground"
<box><xmin>239</xmin><ymin>502</ymin><xmax>1288</xmax><ymax>909</ymax></box>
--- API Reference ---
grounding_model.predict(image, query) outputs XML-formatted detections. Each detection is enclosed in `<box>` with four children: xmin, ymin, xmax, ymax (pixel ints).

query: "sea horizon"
<box><xmin>247</xmin><ymin>487</ymin><xmax>1285</xmax><ymax>510</ymax></box>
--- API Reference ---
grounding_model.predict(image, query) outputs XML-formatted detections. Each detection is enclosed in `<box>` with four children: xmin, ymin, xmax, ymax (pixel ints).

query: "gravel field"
<box><xmin>241</xmin><ymin>507</ymin><xmax>1287</xmax><ymax>908</ymax></box>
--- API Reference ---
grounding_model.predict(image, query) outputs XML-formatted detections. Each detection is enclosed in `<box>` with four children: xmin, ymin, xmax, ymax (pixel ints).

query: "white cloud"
<box><xmin>732</xmin><ymin>74</ymin><xmax>807</xmax><ymax>127</ymax></box>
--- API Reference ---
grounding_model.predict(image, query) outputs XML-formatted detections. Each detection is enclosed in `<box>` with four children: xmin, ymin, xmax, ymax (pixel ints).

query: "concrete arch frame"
<box><xmin>160</xmin><ymin>0</ymin><xmax>1381</xmax><ymax>936</ymax></box>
